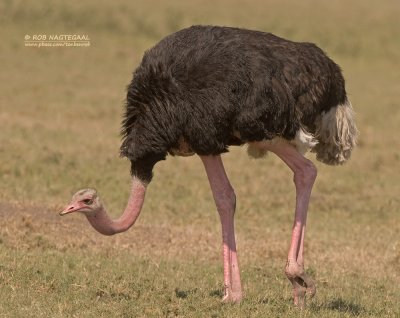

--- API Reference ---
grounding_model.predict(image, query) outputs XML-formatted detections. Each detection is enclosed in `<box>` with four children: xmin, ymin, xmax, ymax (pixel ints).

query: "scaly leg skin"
<box><xmin>285</xmin><ymin>259</ymin><xmax>316</xmax><ymax>308</ymax></box>
<box><xmin>220</xmin><ymin>206</ymin><xmax>242</xmax><ymax>302</ymax></box>
<box><xmin>266</xmin><ymin>142</ymin><xmax>317</xmax><ymax>308</ymax></box>
<box><xmin>201</xmin><ymin>155</ymin><xmax>243</xmax><ymax>303</ymax></box>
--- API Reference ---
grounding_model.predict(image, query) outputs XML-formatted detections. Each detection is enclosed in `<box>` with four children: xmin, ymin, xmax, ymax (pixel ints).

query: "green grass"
<box><xmin>1</xmin><ymin>0</ymin><xmax>400</xmax><ymax>316</ymax></box>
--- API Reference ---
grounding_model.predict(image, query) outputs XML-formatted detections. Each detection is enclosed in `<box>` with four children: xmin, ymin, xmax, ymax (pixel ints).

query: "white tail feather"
<box><xmin>312</xmin><ymin>100</ymin><xmax>358</xmax><ymax>165</ymax></box>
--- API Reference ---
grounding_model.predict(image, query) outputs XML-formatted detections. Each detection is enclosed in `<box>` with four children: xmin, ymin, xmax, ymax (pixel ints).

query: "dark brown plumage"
<box><xmin>120</xmin><ymin>25</ymin><xmax>353</xmax><ymax>181</ymax></box>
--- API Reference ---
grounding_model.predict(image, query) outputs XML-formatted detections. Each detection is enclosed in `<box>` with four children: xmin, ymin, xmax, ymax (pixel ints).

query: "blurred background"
<box><xmin>0</xmin><ymin>0</ymin><xmax>399</xmax><ymax>316</ymax></box>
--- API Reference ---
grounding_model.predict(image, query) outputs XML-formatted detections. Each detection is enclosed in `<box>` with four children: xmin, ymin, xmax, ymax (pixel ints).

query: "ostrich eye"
<box><xmin>82</xmin><ymin>198</ymin><xmax>93</xmax><ymax>205</ymax></box>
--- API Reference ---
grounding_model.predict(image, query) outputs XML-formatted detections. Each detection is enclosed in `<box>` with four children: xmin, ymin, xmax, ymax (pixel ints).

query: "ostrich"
<box><xmin>60</xmin><ymin>25</ymin><xmax>357</xmax><ymax>307</ymax></box>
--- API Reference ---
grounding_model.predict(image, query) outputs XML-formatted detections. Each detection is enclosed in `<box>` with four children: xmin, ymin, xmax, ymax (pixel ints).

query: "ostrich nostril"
<box><xmin>59</xmin><ymin>205</ymin><xmax>76</xmax><ymax>216</ymax></box>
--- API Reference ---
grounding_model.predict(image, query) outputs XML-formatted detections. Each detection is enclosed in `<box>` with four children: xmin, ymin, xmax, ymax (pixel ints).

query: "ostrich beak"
<box><xmin>59</xmin><ymin>203</ymin><xmax>82</xmax><ymax>216</ymax></box>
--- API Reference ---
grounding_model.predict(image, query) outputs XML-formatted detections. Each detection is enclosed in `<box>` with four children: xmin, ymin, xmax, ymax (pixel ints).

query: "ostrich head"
<box><xmin>58</xmin><ymin>178</ymin><xmax>147</xmax><ymax>235</ymax></box>
<box><xmin>59</xmin><ymin>188</ymin><xmax>101</xmax><ymax>216</ymax></box>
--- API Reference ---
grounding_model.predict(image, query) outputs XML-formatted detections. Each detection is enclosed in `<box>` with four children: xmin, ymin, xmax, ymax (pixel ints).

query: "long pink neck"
<box><xmin>86</xmin><ymin>177</ymin><xmax>147</xmax><ymax>235</ymax></box>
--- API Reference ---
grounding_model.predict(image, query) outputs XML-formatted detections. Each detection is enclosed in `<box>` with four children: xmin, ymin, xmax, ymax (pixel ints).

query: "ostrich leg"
<box><xmin>267</xmin><ymin>142</ymin><xmax>317</xmax><ymax>308</ymax></box>
<box><xmin>200</xmin><ymin>155</ymin><xmax>242</xmax><ymax>302</ymax></box>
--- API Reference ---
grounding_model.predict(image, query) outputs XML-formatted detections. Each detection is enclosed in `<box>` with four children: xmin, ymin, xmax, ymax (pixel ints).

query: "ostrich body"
<box><xmin>60</xmin><ymin>26</ymin><xmax>357</xmax><ymax>307</ymax></box>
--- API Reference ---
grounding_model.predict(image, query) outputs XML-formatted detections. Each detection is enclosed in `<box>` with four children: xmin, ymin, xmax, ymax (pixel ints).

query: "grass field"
<box><xmin>1</xmin><ymin>0</ymin><xmax>400</xmax><ymax>317</ymax></box>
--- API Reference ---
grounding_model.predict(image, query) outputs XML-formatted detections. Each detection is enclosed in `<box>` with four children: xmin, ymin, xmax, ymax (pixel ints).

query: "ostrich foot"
<box><xmin>222</xmin><ymin>287</ymin><xmax>242</xmax><ymax>303</ymax></box>
<box><xmin>285</xmin><ymin>259</ymin><xmax>316</xmax><ymax>308</ymax></box>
